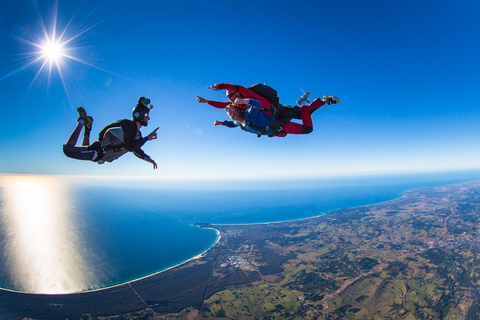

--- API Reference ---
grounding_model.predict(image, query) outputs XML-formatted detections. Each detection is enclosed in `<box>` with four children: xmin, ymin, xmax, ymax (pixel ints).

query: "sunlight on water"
<box><xmin>0</xmin><ymin>175</ymin><xmax>96</xmax><ymax>293</ymax></box>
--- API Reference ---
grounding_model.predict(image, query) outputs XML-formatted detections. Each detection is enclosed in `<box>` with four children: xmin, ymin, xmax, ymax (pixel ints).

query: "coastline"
<box><xmin>0</xmin><ymin>227</ymin><xmax>222</xmax><ymax>296</ymax></box>
<box><xmin>119</xmin><ymin>227</ymin><xmax>222</xmax><ymax>291</ymax></box>
<box><xmin>0</xmin><ymin>180</ymin><xmax>467</xmax><ymax>296</ymax></box>
<box><xmin>209</xmin><ymin>191</ymin><xmax>408</xmax><ymax>227</ymax></box>
<box><xmin>0</xmin><ymin>180</ymin><xmax>478</xmax><ymax>320</ymax></box>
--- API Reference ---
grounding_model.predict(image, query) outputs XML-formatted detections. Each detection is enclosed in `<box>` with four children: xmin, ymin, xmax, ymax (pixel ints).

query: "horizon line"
<box><xmin>1</xmin><ymin>167</ymin><xmax>480</xmax><ymax>182</ymax></box>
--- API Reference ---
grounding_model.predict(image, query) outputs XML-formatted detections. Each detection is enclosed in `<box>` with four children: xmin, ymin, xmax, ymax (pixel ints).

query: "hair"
<box><xmin>226</xmin><ymin>104</ymin><xmax>244</xmax><ymax>121</ymax></box>
<box><xmin>225</xmin><ymin>104</ymin><xmax>238</xmax><ymax>113</ymax></box>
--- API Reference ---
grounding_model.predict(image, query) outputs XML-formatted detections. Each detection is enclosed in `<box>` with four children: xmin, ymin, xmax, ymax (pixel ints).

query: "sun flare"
<box><xmin>0</xmin><ymin>2</ymin><xmax>114</xmax><ymax>101</ymax></box>
<box><xmin>41</xmin><ymin>39</ymin><xmax>65</xmax><ymax>63</ymax></box>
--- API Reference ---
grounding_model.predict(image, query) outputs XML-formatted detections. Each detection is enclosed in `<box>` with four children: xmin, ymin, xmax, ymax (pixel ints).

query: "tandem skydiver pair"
<box><xmin>197</xmin><ymin>83</ymin><xmax>339</xmax><ymax>138</ymax></box>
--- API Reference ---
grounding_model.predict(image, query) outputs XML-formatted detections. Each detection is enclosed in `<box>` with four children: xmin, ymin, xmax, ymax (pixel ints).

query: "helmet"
<box><xmin>133</xmin><ymin>96</ymin><xmax>153</xmax><ymax>126</ymax></box>
<box><xmin>132</xmin><ymin>103</ymin><xmax>152</xmax><ymax>126</ymax></box>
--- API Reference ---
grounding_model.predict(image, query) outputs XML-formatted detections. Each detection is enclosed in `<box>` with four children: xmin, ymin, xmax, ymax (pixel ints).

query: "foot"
<box><xmin>77</xmin><ymin>107</ymin><xmax>89</xmax><ymax>124</ymax></box>
<box><xmin>296</xmin><ymin>91</ymin><xmax>311</xmax><ymax>106</ymax></box>
<box><xmin>322</xmin><ymin>95</ymin><xmax>340</xmax><ymax>105</ymax></box>
<box><xmin>77</xmin><ymin>107</ymin><xmax>93</xmax><ymax>128</ymax></box>
<box><xmin>84</xmin><ymin>116</ymin><xmax>94</xmax><ymax>135</ymax></box>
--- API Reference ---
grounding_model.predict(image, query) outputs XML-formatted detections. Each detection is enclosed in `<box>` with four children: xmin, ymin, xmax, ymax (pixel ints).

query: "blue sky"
<box><xmin>1</xmin><ymin>0</ymin><xmax>479</xmax><ymax>179</ymax></box>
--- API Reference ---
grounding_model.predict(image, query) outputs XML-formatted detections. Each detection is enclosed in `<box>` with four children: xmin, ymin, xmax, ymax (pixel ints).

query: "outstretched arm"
<box><xmin>208</xmin><ymin>84</ymin><xmax>220</xmax><ymax>91</ymax></box>
<box><xmin>145</xmin><ymin>156</ymin><xmax>158</xmax><ymax>169</ymax></box>
<box><xmin>214</xmin><ymin>120</ymin><xmax>239</xmax><ymax>128</ymax></box>
<box><xmin>146</xmin><ymin>127</ymin><xmax>159</xmax><ymax>141</ymax></box>
<box><xmin>235</xmin><ymin>98</ymin><xmax>261</xmax><ymax>109</ymax></box>
<box><xmin>133</xmin><ymin>149</ymin><xmax>158</xmax><ymax>169</ymax></box>
<box><xmin>211</xmin><ymin>83</ymin><xmax>273</xmax><ymax>109</ymax></box>
<box><xmin>144</xmin><ymin>128</ymin><xmax>159</xmax><ymax>169</ymax></box>
<box><xmin>197</xmin><ymin>96</ymin><xmax>229</xmax><ymax>109</ymax></box>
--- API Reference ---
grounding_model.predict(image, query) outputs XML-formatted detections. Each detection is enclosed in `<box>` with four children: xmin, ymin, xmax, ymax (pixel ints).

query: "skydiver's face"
<box><xmin>143</xmin><ymin>112</ymin><xmax>150</xmax><ymax>126</ymax></box>
<box><xmin>227</xmin><ymin>106</ymin><xmax>244</xmax><ymax>122</ymax></box>
<box><xmin>227</xmin><ymin>91</ymin><xmax>241</xmax><ymax>103</ymax></box>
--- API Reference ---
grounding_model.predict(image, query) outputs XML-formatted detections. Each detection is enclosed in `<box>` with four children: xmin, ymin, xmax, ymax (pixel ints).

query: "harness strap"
<box><xmin>244</xmin><ymin>119</ymin><xmax>268</xmax><ymax>131</ymax></box>
<box><xmin>244</xmin><ymin>120</ymin><xmax>272</xmax><ymax>138</ymax></box>
<box><xmin>262</xmin><ymin>106</ymin><xmax>277</xmax><ymax>113</ymax></box>
<box><xmin>235</xmin><ymin>85</ymin><xmax>245</xmax><ymax>98</ymax></box>
<box><xmin>103</xmin><ymin>143</ymin><xmax>126</xmax><ymax>153</ymax></box>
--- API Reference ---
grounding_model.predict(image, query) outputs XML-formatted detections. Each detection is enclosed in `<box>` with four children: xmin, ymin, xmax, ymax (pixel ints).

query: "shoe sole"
<box><xmin>77</xmin><ymin>107</ymin><xmax>88</xmax><ymax>120</ymax></box>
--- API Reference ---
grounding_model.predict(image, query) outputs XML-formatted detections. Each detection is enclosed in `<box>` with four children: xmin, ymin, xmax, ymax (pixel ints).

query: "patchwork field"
<box><xmin>151</xmin><ymin>181</ymin><xmax>480</xmax><ymax>319</ymax></box>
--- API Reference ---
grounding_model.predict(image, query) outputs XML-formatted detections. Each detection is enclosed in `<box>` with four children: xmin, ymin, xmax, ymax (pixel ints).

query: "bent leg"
<box><xmin>63</xmin><ymin>144</ymin><xmax>96</xmax><ymax>161</ymax></box>
<box><xmin>81</xmin><ymin>126</ymin><xmax>91</xmax><ymax>146</ymax></box>
<box><xmin>65</xmin><ymin>123</ymin><xmax>84</xmax><ymax>147</ymax></box>
<box><xmin>81</xmin><ymin>116</ymin><xmax>94</xmax><ymax>146</ymax></box>
<box><xmin>81</xmin><ymin>135</ymin><xmax>90</xmax><ymax>147</ymax></box>
<box><xmin>278</xmin><ymin>106</ymin><xmax>302</xmax><ymax>120</ymax></box>
<box><xmin>279</xmin><ymin>98</ymin><xmax>326</xmax><ymax>120</ymax></box>
<box><xmin>63</xmin><ymin>123</ymin><xmax>97</xmax><ymax>161</ymax></box>
<box><xmin>281</xmin><ymin>105</ymin><xmax>313</xmax><ymax>134</ymax></box>
<box><xmin>310</xmin><ymin>98</ymin><xmax>326</xmax><ymax>114</ymax></box>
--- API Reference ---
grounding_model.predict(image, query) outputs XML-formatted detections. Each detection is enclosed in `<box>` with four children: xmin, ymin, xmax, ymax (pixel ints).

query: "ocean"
<box><xmin>0</xmin><ymin>170</ymin><xmax>479</xmax><ymax>294</ymax></box>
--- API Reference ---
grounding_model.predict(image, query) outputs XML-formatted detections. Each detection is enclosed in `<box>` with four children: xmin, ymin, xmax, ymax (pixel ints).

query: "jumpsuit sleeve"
<box><xmin>207</xmin><ymin>100</ymin><xmax>230</xmax><ymax>109</ymax></box>
<box><xmin>217</xmin><ymin>83</ymin><xmax>273</xmax><ymax>109</ymax></box>
<box><xmin>245</xmin><ymin>99</ymin><xmax>262</xmax><ymax>109</ymax></box>
<box><xmin>133</xmin><ymin>148</ymin><xmax>151</xmax><ymax>161</ymax></box>
<box><xmin>221</xmin><ymin>120</ymin><xmax>240</xmax><ymax>128</ymax></box>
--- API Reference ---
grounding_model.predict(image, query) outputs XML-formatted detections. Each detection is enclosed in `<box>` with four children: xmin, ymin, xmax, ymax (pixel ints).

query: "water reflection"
<box><xmin>0</xmin><ymin>175</ymin><xmax>103</xmax><ymax>293</ymax></box>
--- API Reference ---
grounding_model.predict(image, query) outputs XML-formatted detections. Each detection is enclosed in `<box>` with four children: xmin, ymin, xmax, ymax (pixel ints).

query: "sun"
<box><xmin>41</xmin><ymin>39</ymin><xmax>65</xmax><ymax>64</ymax></box>
<box><xmin>25</xmin><ymin>22</ymin><xmax>84</xmax><ymax>96</ymax></box>
<box><xmin>0</xmin><ymin>1</ymin><xmax>115</xmax><ymax>101</ymax></box>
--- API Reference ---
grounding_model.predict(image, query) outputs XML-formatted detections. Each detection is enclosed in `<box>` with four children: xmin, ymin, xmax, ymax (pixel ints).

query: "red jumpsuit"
<box><xmin>208</xmin><ymin>83</ymin><xmax>325</xmax><ymax>136</ymax></box>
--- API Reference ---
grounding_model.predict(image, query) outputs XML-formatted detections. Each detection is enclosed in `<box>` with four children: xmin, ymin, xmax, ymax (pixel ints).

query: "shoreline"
<box><xmin>0</xmin><ymin>181</ymin><xmax>467</xmax><ymax>296</ymax></box>
<box><xmin>208</xmin><ymin>193</ymin><xmax>408</xmax><ymax>227</ymax></box>
<box><xmin>75</xmin><ymin>189</ymin><xmax>409</xmax><ymax>294</ymax></box>
<box><xmin>0</xmin><ymin>228</ymin><xmax>222</xmax><ymax>296</ymax></box>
